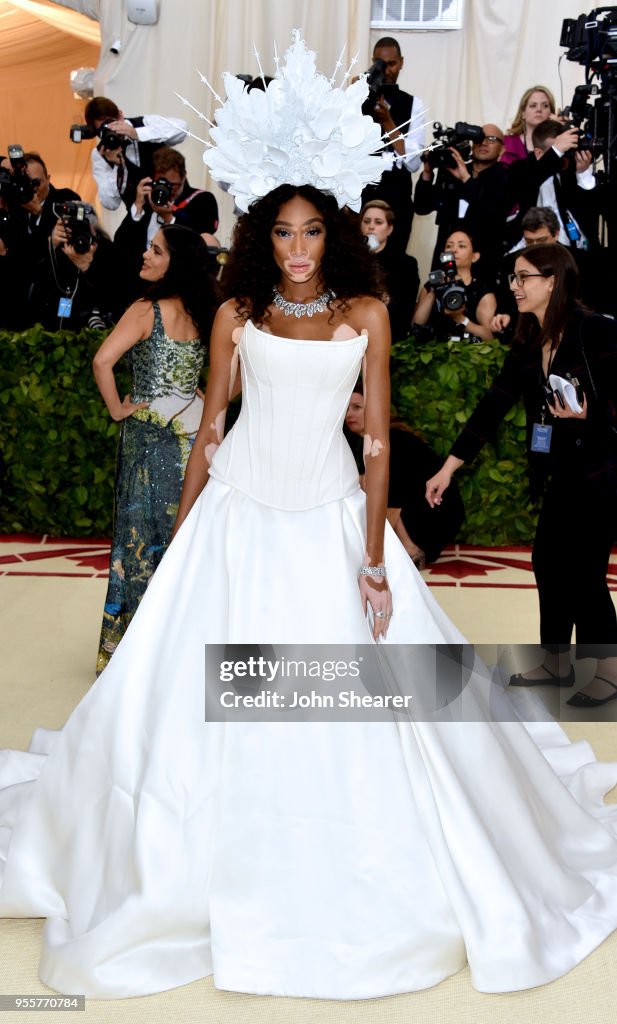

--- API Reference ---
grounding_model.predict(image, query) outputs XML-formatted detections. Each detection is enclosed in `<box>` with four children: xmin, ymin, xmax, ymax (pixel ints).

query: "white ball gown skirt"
<box><xmin>1</xmin><ymin>322</ymin><xmax>616</xmax><ymax>999</ymax></box>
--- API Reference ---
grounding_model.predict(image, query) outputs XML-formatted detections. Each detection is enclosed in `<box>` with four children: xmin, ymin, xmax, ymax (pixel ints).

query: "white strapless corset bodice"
<box><xmin>209</xmin><ymin>321</ymin><xmax>368</xmax><ymax>509</ymax></box>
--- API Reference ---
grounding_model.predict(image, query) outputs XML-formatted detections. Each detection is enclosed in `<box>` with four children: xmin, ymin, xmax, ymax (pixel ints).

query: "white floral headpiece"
<box><xmin>178</xmin><ymin>31</ymin><xmax>396</xmax><ymax>212</ymax></box>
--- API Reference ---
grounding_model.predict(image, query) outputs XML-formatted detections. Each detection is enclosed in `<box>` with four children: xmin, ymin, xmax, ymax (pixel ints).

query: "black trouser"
<box><xmin>532</xmin><ymin>476</ymin><xmax>617</xmax><ymax>659</ymax></box>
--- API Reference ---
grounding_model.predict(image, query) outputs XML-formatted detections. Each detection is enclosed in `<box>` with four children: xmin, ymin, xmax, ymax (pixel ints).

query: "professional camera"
<box><xmin>99</xmin><ymin>125</ymin><xmax>126</xmax><ymax>150</ymax></box>
<box><xmin>559</xmin><ymin>7</ymin><xmax>617</xmax><ymax>249</ymax></box>
<box><xmin>69</xmin><ymin>123</ymin><xmax>97</xmax><ymax>143</ymax></box>
<box><xmin>428</xmin><ymin>252</ymin><xmax>466</xmax><ymax>312</ymax></box>
<box><xmin>69</xmin><ymin>120</ymin><xmax>127</xmax><ymax>150</ymax></box>
<box><xmin>4</xmin><ymin>145</ymin><xmax>39</xmax><ymax>205</ymax></box>
<box><xmin>426</xmin><ymin>122</ymin><xmax>485</xmax><ymax>171</ymax></box>
<box><xmin>150</xmin><ymin>177</ymin><xmax>174</xmax><ymax>206</ymax></box>
<box><xmin>562</xmin><ymin>83</ymin><xmax>605</xmax><ymax>154</ymax></box>
<box><xmin>361</xmin><ymin>57</ymin><xmax>387</xmax><ymax>116</ymax></box>
<box><xmin>53</xmin><ymin>201</ymin><xmax>95</xmax><ymax>254</ymax></box>
<box><xmin>561</xmin><ymin>6</ymin><xmax>617</xmax><ymax>70</ymax></box>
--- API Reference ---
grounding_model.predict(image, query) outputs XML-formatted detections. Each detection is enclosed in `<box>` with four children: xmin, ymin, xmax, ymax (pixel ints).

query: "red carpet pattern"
<box><xmin>3</xmin><ymin>535</ymin><xmax>616</xmax><ymax>589</ymax></box>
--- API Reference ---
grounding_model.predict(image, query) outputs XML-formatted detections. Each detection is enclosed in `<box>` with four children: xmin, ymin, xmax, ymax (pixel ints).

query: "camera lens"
<box><xmin>151</xmin><ymin>179</ymin><xmax>173</xmax><ymax>206</ymax></box>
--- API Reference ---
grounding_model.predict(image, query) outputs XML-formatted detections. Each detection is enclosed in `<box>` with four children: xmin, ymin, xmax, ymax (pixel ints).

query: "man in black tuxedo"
<box><xmin>360</xmin><ymin>37</ymin><xmax>426</xmax><ymax>252</ymax></box>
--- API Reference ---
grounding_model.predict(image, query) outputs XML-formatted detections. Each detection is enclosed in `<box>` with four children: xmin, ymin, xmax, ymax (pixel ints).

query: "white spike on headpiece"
<box><xmin>329</xmin><ymin>44</ymin><xmax>346</xmax><ymax>86</ymax></box>
<box><xmin>175</xmin><ymin>92</ymin><xmax>216</xmax><ymax>129</ymax></box>
<box><xmin>196</xmin><ymin>70</ymin><xmax>223</xmax><ymax>105</ymax></box>
<box><xmin>200</xmin><ymin>31</ymin><xmax>393</xmax><ymax>212</ymax></box>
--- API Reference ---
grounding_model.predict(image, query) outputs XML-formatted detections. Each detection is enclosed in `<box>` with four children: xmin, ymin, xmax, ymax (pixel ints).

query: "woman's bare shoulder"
<box><xmin>345</xmin><ymin>295</ymin><xmax>390</xmax><ymax>336</ymax></box>
<box><xmin>213</xmin><ymin>298</ymin><xmax>246</xmax><ymax>327</ymax></box>
<box><xmin>120</xmin><ymin>298</ymin><xmax>155</xmax><ymax>336</ymax></box>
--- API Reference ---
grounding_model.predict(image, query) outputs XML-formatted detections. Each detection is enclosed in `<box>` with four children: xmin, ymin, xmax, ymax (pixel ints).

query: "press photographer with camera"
<box><xmin>412</xmin><ymin>228</ymin><xmax>497</xmax><ymax>342</ymax></box>
<box><xmin>29</xmin><ymin>203</ymin><xmax>121</xmax><ymax>332</ymax></box>
<box><xmin>0</xmin><ymin>150</ymin><xmax>81</xmax><ymax>263</ymax></box>
<box><xmin>506</xmin><ymin>119</ymin><xmax>603</xmax><ymax>307</ymax></box>
<box><xmin>415</xmin><ymin>122</ymin><xmax>510</xmax><ymax>267</ymax></box>
<box><xmin>506</xmin><ymin>120</ymin><xmax>599</xmax><ymax>250</ymax></box>
<box><xmin>359</xmin><ymin>37</ymin><xmax>427</xmax><ymax>252</ymax></box>
<box><xmin>113</xmin><ymin>147</ymin><xmax>219</xmax><ymax>301</ymax></box>
<box><xmin>78</xmin><ymin>96</ymin><xmax>188</xmax><ymax>212</ymax></box>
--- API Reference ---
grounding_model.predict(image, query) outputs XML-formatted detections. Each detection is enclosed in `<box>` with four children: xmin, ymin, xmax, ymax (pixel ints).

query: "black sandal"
<box><xmin>509</xmin><ymin>663</ymin><xmax>575</xmax><ymax>688</ymax></box>
<box><xmin>567</xmin><ymin>676</ymin><xmax>617</xmax><ymax>707</ymax></box>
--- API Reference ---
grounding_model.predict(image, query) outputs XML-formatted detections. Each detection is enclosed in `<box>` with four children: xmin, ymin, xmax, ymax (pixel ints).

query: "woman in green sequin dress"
<box><xmin>93</xmin><ymin>225</ymin><xmax>216</xmax><ymax>675</ymax></box>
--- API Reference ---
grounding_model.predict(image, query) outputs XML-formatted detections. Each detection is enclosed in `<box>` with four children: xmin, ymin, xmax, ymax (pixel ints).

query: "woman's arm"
<box><xmin>412</xmin><ymin>285</ymin><xmax>435</xmax><ymax>326</ymax></box>
<box><xmin>445</xmin><ymin>290</ymin><xmax>498</xmax><ymax>341</ymax></box>
<box><xmin>425</xmin><ymin>454</ymin><xmax>464</xmax><ymax>507</ymax></box>
<box><xmin>92</xmin><ymin>301</ymin><xmax>153</xmax><ymax>420</ymax></box>
<box><xmin>173</xmin><ymin>300</ymin><xmax>240</xmax><ymax>534</ymax></box>
<box><xmin>356</xmin><ymin>298</ymin><xmax>393</xmax><ymax>638</ymax></box>
<box><xmin>425</xmin><ymin>342</ymin><xmax>530</xmax><ymax>505</ymax></box>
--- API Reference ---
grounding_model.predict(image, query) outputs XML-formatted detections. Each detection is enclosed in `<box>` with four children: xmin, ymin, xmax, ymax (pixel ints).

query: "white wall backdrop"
<box><xmin>45</xmin><ymin>0</ymin><xmax>600</xmax><ymax>268</ymax></box>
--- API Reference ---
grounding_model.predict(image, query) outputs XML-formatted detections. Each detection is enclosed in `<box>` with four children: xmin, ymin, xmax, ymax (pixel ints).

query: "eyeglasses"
<box><xmin>482</xmin><ymin>135</ymin><xmax>503</xmax><ymax>143</ymax></box>
<box><xmin>508</xmin><ymin>271</ymin><xmax>546</xmax><ymax>287</ymax></box>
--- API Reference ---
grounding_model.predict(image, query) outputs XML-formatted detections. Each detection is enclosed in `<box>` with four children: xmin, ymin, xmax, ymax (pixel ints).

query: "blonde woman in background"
<box><xmin>501</xmin><ymin>85</ymin><xmax>557</xmax><ymax>166</ymax></box>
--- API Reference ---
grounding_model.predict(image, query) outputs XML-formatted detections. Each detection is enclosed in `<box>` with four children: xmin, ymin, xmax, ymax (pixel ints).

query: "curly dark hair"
<box><xmin>512</xmin><ymin>244</ymin><xmax>580</xmax><ymax>348</ymax></box>
<box><xmin>220</xmin><ymin>184</ymin><xmax>383</xmax><ymax>324</ymax></box>
<box><xmin>141</xmin><ymin>224</ymin><xmax>218</xmax><ymax>342</ymax></box>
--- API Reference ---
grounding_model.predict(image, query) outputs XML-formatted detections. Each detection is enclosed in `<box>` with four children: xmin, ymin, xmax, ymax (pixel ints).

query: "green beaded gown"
<box><xmin>96</xmin><ymin>301</ymin><xmax>205</xmax><ymax>675</ymax></box>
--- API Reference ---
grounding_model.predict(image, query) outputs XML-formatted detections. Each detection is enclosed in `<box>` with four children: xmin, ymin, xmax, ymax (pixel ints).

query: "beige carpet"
<box><xmin>1</xmin><ymin>544</ymin><xmax>616</xmax><ymax>1024</ymax></box>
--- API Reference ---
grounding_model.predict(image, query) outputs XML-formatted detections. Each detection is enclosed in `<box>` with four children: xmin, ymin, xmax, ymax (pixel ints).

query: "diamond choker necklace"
<box><xmin>272</xmin><ymin>288</ymin><xmax>335</xmax><ymax>319</ymax></box>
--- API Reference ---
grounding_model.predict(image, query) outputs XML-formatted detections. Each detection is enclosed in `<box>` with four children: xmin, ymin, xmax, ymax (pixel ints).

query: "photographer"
<box><xmin>0</xmin><ymin>151</ymin><xmax>81</xmax><ymax>265</ymax></box>
<box><xmin>83</xmin><ymin>96</ymin><xmax>188</xmax><ymax>212</ymax></box>
<box><xmin>29</xmin><ymin>205</ymin><xmax>121</xmax><ymax>332</ymax></box>
<box><xmin>506</xmin><ymin>119</ymin><xmax>604</xmax><ymax>308</ymax></box>
<box><xmin>359</xmin><ymin>37</ymin><xmax>427</xmax><ymax>252</ymax></box>
<box><xmin>113</xmin><ymin>147</ymin><xmax>219</xmax><ymax>301</ymax></box>
<box><xmin>506</xmin><ymin>120</ymin><xmax>600</xmax><ymax>250</ymax></box>
<box><xmin>415</xmin><ymin>123</ymin><xmax>510</xmax><ymax>267</ymax></box>
<box><xmin>412</xmin><ymin>228</ymin><xmax>497</xmax><ymax>342</ymax></box>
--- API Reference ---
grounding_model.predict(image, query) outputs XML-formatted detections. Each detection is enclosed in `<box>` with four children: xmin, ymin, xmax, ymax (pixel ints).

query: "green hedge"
<box><xmin>0</xmin><ymin>325</ymin><xmax>123</xmax><ymax>536</ymax></box>
<box><xmin>391</xmin><ymin>335</ymin><xmax>538</xmax><ymax>546</ymax></box>
<box><xmin>0</xmin><ymin>326</ymin><xmax>538</xmax><ymax>543</ymax></box>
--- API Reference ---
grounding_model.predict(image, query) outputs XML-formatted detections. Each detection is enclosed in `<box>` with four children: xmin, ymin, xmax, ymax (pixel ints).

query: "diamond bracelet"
<box><xmin>359</xmin><ymin>566</ymin><xmax>387</xmax><ymax>577</ymax></box>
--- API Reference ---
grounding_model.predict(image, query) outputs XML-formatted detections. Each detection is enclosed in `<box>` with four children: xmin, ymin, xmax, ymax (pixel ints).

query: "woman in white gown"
<box><xmin>1</xmin><ymin>35</ymin><xmax>617</xmax><ymax>1002</ymax></box>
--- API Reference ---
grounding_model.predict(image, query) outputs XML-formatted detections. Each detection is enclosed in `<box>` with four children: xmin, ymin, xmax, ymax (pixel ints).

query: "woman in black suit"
<box><xmin>359</xmin><ymin>199</ymin><xmax>419</xmax><ymax>342</ymax></box>
<box><xmin>425</xmin><ymin>244</ymin><xmax>617</xmax><ymax>707</ymax></box>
